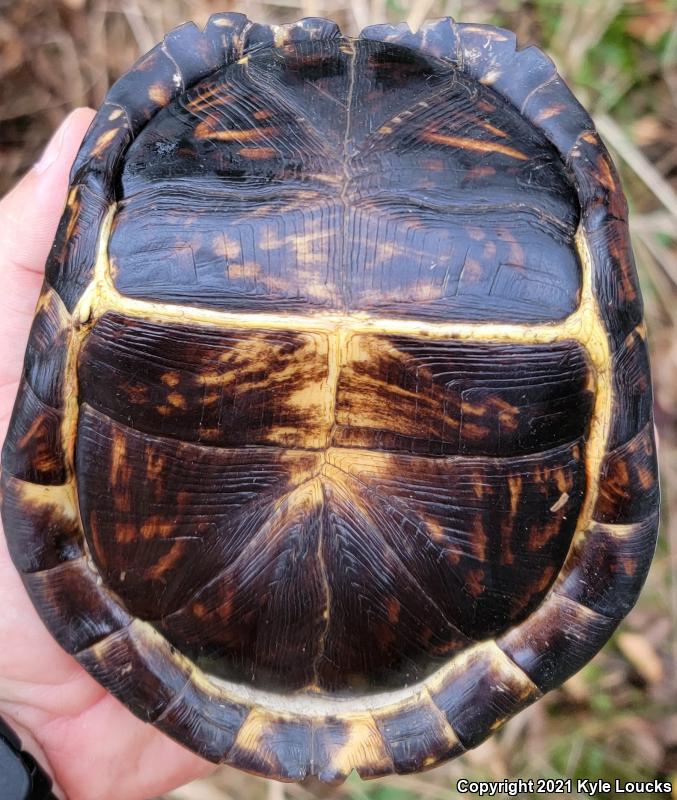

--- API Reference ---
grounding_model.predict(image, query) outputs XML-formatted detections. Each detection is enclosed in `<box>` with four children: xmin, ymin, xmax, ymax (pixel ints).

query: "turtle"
<box><xmin>1</xmin><ymin>12</ymin><xmax>660</xmax><ymax>784</ymax></box>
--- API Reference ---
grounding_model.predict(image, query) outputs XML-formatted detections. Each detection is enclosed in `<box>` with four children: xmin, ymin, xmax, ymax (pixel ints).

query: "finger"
<box><xmin>39</xmin><ymin>694</ymin><xmax>216</xmax><ymax>800</ymax></box>
<box><xmin>0</xmin><ymin>108</ymin><xmax>96</xmax><ymax>432</ymax></box>
<box><xmin>0</xmin><ymin>107</ymin><xmax>96</xmax><ymax>278</ymax></box>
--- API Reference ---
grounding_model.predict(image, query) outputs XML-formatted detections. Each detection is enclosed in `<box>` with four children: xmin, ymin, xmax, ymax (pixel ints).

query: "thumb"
<box><xmin>0</xmin><ymin>107</ymin><xmax>97</xmax><ymax>279</ymax></box>
<box><xmin>0</xmin><ymin>108</ymin><xmax>96</xmax><ymax>396</ymax></box>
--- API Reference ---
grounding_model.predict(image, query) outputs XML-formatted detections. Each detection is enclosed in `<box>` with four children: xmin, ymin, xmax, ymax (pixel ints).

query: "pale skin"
<box><xmin>0</xmin><ymin>109</ymin><xmax>216</xmax><ymax>800</ymax></box>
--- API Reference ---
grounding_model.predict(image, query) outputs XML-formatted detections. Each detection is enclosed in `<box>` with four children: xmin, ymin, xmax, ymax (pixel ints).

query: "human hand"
<box><xmin>0</xmin><ymin>110</ymin><xmax>216</xmax><ymax>800</ymax></box>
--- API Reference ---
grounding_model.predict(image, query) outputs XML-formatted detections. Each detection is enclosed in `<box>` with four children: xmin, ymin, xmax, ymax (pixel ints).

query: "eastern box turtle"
<box><xmin>1</xmin><ymin>13</ymin><xmax>660</xmax><ymax>783</ymax></box>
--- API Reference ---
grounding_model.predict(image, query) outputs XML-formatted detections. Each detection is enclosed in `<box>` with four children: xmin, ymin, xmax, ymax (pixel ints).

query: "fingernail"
<box><xmin>34</xmin><ymin>113</ymin><xmax>73</xmax><ymax>175</ymax></box>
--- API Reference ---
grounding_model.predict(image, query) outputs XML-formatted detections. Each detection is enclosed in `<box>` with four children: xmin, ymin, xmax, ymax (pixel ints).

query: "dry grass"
<box><xmin>0</xmin><ymin>1</ymin><xmax>675</xmax><ymax>798</ymax></box>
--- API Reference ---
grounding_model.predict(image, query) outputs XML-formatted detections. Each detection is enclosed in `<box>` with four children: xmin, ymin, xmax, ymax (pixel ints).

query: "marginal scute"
<box><xmin>2</xmin><ymin>379</ymin><xmax>66</xmax><ymax>484</ymax></box>
<box><xmin>45</xmin><ymin>174</ymin><xmax>111</xmax><ymax>312</ymax></box>
<box><xmin>555</xmin><ymin>514</ymin><xmax>659</xmax><ymax>619</ymax></box>
<box><xmin>360</xmin><ymin>18</ymin><xmax>460</xmax><ymax>64</ymax></box>
<box><xmin>23</xmin><ymin>557</ymin><xmax>131</xmax><ymax>654</ymax></box>
<box><xmin>105</xmin><ymin>42</ymin><xmax>182</xmax><ymax>129</ymax></box>
<box><xmin>275</xmin><ymin>18</ymin><xmax>341</xmax><ymax>44</ymax></box>
<box><xmin>498</xmin><ymin>594</ymin><xmax>619</xmax><ymax>692</ymax></box>
<box><xmin>70</xmin><ymin>102</ymin><xmax>132</xmax><ymax>186</ymax></box>
<box><xmin>584</xmin><ymin>214</ymin><xmax>644</xmax><ymax>346</ymax></box>
<box><xmin>594</xmin><ymin>422</ymin><xmax>659</xmax><ymax>524</ymax></box>
<box><xmin>227</xmin><ymin>712</ymin><xmax>312</xmax><ymax>781</ymax></box>
<box><xmin>429</xmin><ymin>645</ymin><xmax>540</xmax><ymax>748</ymax></box>
<box><xmin>567</xmin><ymin>130</ymin><xmax>645</xmax><ymax>348</ymax></box>
<box><xmin>163</xmin><ymin>22</ymin><xmax>222</xmax><ymax>87</ymax></box>
<box><xmin>22</xmin><ymin>287</ymin><xmax>70</xmax><ymax>409</ymax></box>
<box><xmin>607</xmin><ymin>327</ymin><xmax>653</xmax><ymax>449</ymax></box>
<box><xmin>456</xmin><ymin>22</ymin><xmax>517</xmax><ymax>81</ymax></box>
<box><xmin>243</xmin><ymin>21</ymin><xmax>276</xmax><ymax>52</ymax></box>
<box><xmin>372</xmin><ymin>690</ymin><xmax>464</xmax><ymax>774</ymax></box>
<box><xmin>155</xmin><ymin>679</ymin><xmax>247</xmax><ymax>763</ymax></box>
<box><xmin>312</xmin><ymin>713</ymin><xmax>394</xmax><ymax>782</ymax></box>
<box><xmin>485</xmin><ymin>45</ymin><xmax>557</xmax><ymax>110</ymax></box>
<box><xmin>203</xmin><ymin>13</ymin><xmax>250</xmax><ymax>64</ymax></box>
<box><xmin>76</xmin><ymin>621</ymin><xmax>192</xmax><ymax>722</ymax></box>
<box><xmin>520</xmin><ymin>76</ymin><xmax>593</xmax><ymax>156</ymax></box>
<box><xmin>1</xmin><ymin>475</ymin><xmax>81</xmax><ymax>573</ymax></box>
<box><xmin>569</xmin><ymin>131</ymin><xmax>629</xmax><ymax>223</ymax></box>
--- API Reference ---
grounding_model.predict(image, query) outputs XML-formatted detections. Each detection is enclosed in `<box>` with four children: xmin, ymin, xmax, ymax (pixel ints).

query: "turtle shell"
<box><xmin>1</xmin><ymin>13</ymin><xmax>660</xmax><ymax>782</ymax></box>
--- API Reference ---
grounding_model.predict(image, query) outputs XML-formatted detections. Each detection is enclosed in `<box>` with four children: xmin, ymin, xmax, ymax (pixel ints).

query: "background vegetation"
<box><xmin>0</xmin><ymin>1</ymin><xmax>675</xmax><ymax>798</ymax></box>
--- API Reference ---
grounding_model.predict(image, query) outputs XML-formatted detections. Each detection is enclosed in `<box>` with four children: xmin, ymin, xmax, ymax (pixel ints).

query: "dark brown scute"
<box><xmin>568</xmin><ymin>132</ymin><xmax>629</xmax><ymax>222</ymax></box>
<box><xmin>457</xmin><ymin>24</ymin><xmax>517</xmax><ymax>79</ymax></box>
<box><xmin>497</xmin><ymin>594</ymin><xmax>619</xmax><ymax>692</ymax></box>
<box><xmin>112</xmin><ymin>37</ymin><xmax>581</xmax><ymax>322</ymax></box>
<box><xmin>22</xmin><ymin>289</ymin><xmax>68</xmax><ymax>409</ymax></box>
<box><xmin>586</xmin><ymin>217</ymin><xmax>644</xmax><ymax>348</ymax></box>
<box><xmin>556</xmin><ymin>514</ymin><xmax>659</xmax><ymax>619</ymax></box>
<box><xmin>69</xmin><ymin>102</ymin><xmax>133</xmax><ymax>185</ymax></box>
<box><xmin>77</xmin><ymin>624</ymin><xmax>191</xmax><ymax>722</ymax></box>
<box><xmin>373</xmin><ymin>695</ymin><xmax>464</xmax><ymax>774</ymax></box>
<box><xmin>76</xmin><ymin>397</ymin><xmax>585</xmax><ymax>692</ymax></box>
<box><xmin>106</xmin><ymin>43</ymin><xmax>183</xmax><ymax>130</ymax></box>
<box><xmin>335</xmin><ymin>337</ymin><xmax>594</xmax><ymax>456</ymax></box>
<box><xmin>2</xmin><ymin>379</ymin><xmax>66</xmax><ymax>484</ymax></box>
<box><xmin>159</xmin><ymin>479</ymin><xmax>333</xmax><ymax>692</ymax></box>
<box><xmin>75</xmin><ymin>405</ymin><xmax>319</xmax><ymax>619</ymax></box>
<box><xmin>360</xmin><ymin>18</ymin><xmax>461</xmax><ymax>63</ymax></box>
<box><xmin>594</xmin><ymin>422</ymin><xmax>659</xmax><ymax>524</ymax></box>
<box><xmin>429</xmin><ymin>648</ymin><xmax>540</xmax><ymax>748</ymax></box>
<box><xmin>163</xmin><ymin>23</ymin><xmax>222</xmax><ymax>88</ymax></box>
<box><xmin>520</xmin><ymin>76</ymin><xmax>594</xmax><ymax>157</ymax></box>
<box><xmin>78</xmin><ymin>313</ymin><xmax>329</xmax><ymax>449</ymax></box>
<box><xmin>328</xmin><ymin>444</ymin><xmax>585</xmax><ymax>644</ymax></box>
<box><xmin>301</xmin><ymin>475</ymin><xmax>472</xmax><ymax>691</ymax></box>
<box><xmin>202</xmin><ymin>13</ymin><xmax>250</xmax><ymax>65</ymax></box>
<box><xmin>276</xmin><ymin>17</ymin><xmax>341</xmax><ymax>44</ymax></box>
<box><xmin>44</xmin><ymin>174</ymin><xmax>110</xmax><ymax>312</ymax></box>
<box><xmin>1</xmin><ymin>474</ymin><xmax>81</xmax><ymax>573</ymax></box>
<box><xmin>226</xmin><ymin>716</ymin><xmax>313</xmax><ymax>782</ymax></box>
<box><xmin>488</xmin><ymin>45</ymin><xmax>556</xmax><ymax>105</ymax></box>
<box><xmin>22</xmin><ymin>558</ymin><xmax>131</xmax><ymax>654</ymax></box>
<box><xmin>569</xmin><ymin>134</ymin><xmax>644</xmax><ymax>346</ymax></box>
<box><xmin>607</xmin><ymin>327</ymin><xmax>653</xmax><ymax>449</ymax></box>
<box><xmin>155</xmin><ymin>679</ymin><xmax>247</xmax><ymax>763</ymax></box>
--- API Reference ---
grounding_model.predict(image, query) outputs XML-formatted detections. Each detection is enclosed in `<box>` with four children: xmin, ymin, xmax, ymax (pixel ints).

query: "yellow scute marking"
<box><xmin>421</xmin><ymin>131</ymin><xmax>529</xmax><ymax>160</ymax></box>
<box><xmin>326</xmin><ymin>714</ymin><xmax>392</xmax><ymax>776</ymax></box>
<box><xmin>194</xmin><ymin>123</ymin><xmax>279</xmax><ymax>142</ymax></box>
<box><xmin>239</xmin><ymin>147</ymin><xmax>277</xmax><ymax>159</ymax></box>
<box><xmin>148</xmin><ymin>83</ymin><xmax>170</xmax><ymax>105</ymax></box>
<box><xmin>91</xmin><ymin>129</ymin><xmax>118</xmax><ymax>157</ymax></box>
<box><xmin>12</xmin><ymin>480</ymin><xmax>78</xmax><ymax>520</ymax></box>
<box><xmin>232</xmin><ymin>710</ymin><xmax>299</xmax><ymax>771</ymax></box>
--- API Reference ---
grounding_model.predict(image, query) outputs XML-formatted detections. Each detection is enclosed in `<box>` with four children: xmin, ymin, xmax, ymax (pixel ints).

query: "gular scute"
<box><xmin>1</xmin><ymin>15</ymin><xmax>660</xmax><ymax>783</ymax></box>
